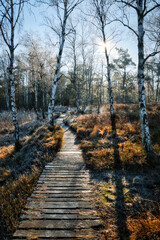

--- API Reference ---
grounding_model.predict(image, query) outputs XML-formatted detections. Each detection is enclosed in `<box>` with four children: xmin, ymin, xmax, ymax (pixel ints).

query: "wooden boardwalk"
<box><xmin>13</xmin><ymin>115</ymin><xmax>104</xmax><ymax>239</ymax></box>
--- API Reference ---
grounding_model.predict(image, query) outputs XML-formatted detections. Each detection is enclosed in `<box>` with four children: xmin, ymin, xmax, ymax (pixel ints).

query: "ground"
<box><xmin>0</xmin><ymin>106</ymin><xmax>160</xmax><ymax>240</ymax></box>
<box><xmin>0</xmin><ymin>110</ymin><xmax>63</xmax><ymax>239</ymax></box>
<box><xmin>64</xmin><ymin>103</ymin><xmax>160</xmax><ymax>240</ymax></box>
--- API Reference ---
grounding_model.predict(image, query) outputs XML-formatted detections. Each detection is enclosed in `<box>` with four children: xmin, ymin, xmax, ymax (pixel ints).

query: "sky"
<box><xmin>0</xmin><ymin>0</ymin><xmax>138</xmax><ymax>72</ymax></box>
<box><xmin>21</xmin><ymin>1</ymin><xmax>138</xmax><ymax>65</ymax></box>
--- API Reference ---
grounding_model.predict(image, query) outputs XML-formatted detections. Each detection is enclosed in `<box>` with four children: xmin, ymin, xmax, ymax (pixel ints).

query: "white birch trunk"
<box><xmin>23</xmin><ymin>76</ymin><xmax>26</xmax><ymax>106</ymax></box>
<box><xmin>156</xmin><ymin>75</ymin><xmax>159</xmax><ymax>102</ymax></box>
<box><xmin>48</xmin><ymin>19</ymin><xmax>66</xmax><ymax>127</ymax></box>
<box><xmin>42</xmin><ymin>89</ymin><xmax>45</xmax><ymax>119</ymax></box>
<box><xmin>100</xmin><ymin>64</ymin><xmax>103</xmax><ymax>106</ymax></box>
<box><xmin>73</xmin><ymin>54</ymin><xmax>80</xmax><ymax>112</ymax></box>
<box><xmin>101</xmin><ymin>24</ymin><xmax>114</xmax><ymax>119</ymax></box>
<box><xmin>81</xmin><ymin>63</ymin><xmax>85</xmax><ymax>113</ymax></box>
<box><xmin>2</xmin><ymin>60</ymin><xmax>10</xmax><ymax>110</ymax></box>
<box><xmin>137</xmin><ymin>1</ymin><xmax>152</xmax><ymax>153</ymax></box>
<box><xmin>26</xmin><ymin>71</ymin><xmax>28</xmax><ymax>109</ymax></box>
<box><xmin>9</xmin><ymin>1</ymin><xmax>19</xmax><ymax>147</ymax></box>
<box><xmin>87</xmin><ymin>66</ymin><xmax>92</xmax><ymax>106</ymax></box>
<box><xmin>4</xmin><ymin>69</ymin><xmax>10</xmax><ymax>110</ymax></box>
<box><xmin>34</xmin><ymin>77</ymin><xmax>38</xmax><ymax>118</ymax></box>
<box><xmin>5</xmin><ymin>78</ymin><xmax>10</xmax><ymax>110</ymax></box>
<box><xmin>104</xmin><ymin>44</ymin><xmax>114</xmax><ymax>118</ymax></box>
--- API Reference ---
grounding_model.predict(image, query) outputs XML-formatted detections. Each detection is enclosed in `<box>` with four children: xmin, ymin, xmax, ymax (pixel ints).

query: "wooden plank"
<box><xmin>22</xmin><ymin>209</ymin><xmax>97</xmax><ymax>215</ymax></box>
<box><xmin>42</xmin><ymin>170</ymin><xmax>89</xmax><ymax>172</ymax></box>
<box><xmin>36</xmin><ymin>187</ymin><xmax>90</xmax><ymax>191</ymax></box>
<box><xmin>26</xmin><ymin>202</ymin><xmax>92</xmax><ymax>209</ymax></box>
<box><xmin>36</xmin><ymin>183</ymin><xmax>89</xmax><ymax>187</ymax></box>
<box><xmin>33</xmin><ymin>190</ymin><xmax>91</xmax><ymax>194</ymax></box>
<box><xmin>13</xmin><ymin>229</ymin><xmax>100</xmax><ymax>239</ymax></box>
<box><xmin>21</xmin><ymin>213</ymin><xmax>100</xmax><ymax>220</ymax></box>
<box><xmin>28</xmin><ymin>197</ymin><xmax>91</xmax><ymax>202</ymax></box>
<box><xmin>31</xmin><ymin>193</ymin><xmax>92</xmax><ymax>198</ymax></box>
<box><xmin>38</xmin><ymin>176</ymin><xmax>89</xmax><ymax>180</ymax></box>
<box><xmin>40</xmin><ymin>174</ymin><xmax>89</xmax><ymax>177</ymax></box>
<box><xmin>37</xmin><ymin>181</ymin><xmax>90</xmax><ymax>184</ymax></box>
<box><xmin>18</xmin><ymin>219</ymin><xmax>102</xmax><ymax>229</ymax></box>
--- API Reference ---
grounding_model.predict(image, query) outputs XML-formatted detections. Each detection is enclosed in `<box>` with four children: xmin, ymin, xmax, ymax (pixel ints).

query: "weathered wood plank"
<box><xmin>21</xmin><ymin>213</ymin><xmax>100</xmax><ymax>220</ymax></box>
<box><xmin>40</xmin><ymin>174</ymin><xmax>89</xmax><ymax>178</ymax></box>
<box><xmin>36</xmin><ymin>183</ymin><xmax>89</xmax><ymax>187</ymax></box>
<box><xmin>35</xmin><ymin>187</ymin><xmax>90</xmax><ymax>191</ymax></box>
<box><xmin>26</xmin><ymin>202</ymin><xmax>92</xmax><ymax>209</ymax></box>
<box><xmin>31</xmin><ymin>193</ymin><xmax>92</xmax><ymax>198</ymax></box>
<box><xmin>33</xmin><ymin>190</ymin><xmax>92</xmax><ymax>194</ymax></box>
<box><xmin>13</xmin><ymin>229</ymin><xmax>101</xmax><ymax>239</ymax></box>
<box><xmin>28</xmin><ymin>197</ymin><xmax>91</xmax><ymax>202</ymax></box>
<box><xmin>18</xmin><ymin>219</ymin><xmax>102</xmax><ymax>229</ymax></box>
<box><xmin>22</xmin><ymin>209</ymin><xmax>97</xmax><ymax>215</ymax></box>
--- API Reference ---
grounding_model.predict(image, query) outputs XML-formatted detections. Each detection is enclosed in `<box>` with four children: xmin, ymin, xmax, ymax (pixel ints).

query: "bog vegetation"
<box><xmin>66</xmin><ymin>104</ymin><xmax>160</xmax><ymax>170</ymax></box>
<box><xmin>64</xmin><ymin>104</ymin><xmax>160</xmax><ymax>239</ymax></box>
<box><xmin>0</xmin><ymin>113</ymin><xmax>63</xmax><ymax>239</ymax></box>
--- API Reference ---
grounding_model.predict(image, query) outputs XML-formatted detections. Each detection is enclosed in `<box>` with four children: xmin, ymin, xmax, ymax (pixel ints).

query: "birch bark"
<box><xmin>46</xmin><ymin>1</ymin><xmax>83</xmax><ymax>125</ymax></box>
<box><xmin>92</xmin><ymin>0</ymin><xmax>114</xmax><ymax>120</ymax></box>
<box><xmin>115</xmin><ymin>0</ymin><xmax>160</xmax><ymax>153</ymax></box>
<box><xmin>2</xmin><ymin>60</ymin><xmax>10</xmax><ymax>110</ymax></box>
<box><xmin>48</xmin><ymin>27</ymin><xmax>66</xmax><ymax>126</ymax></box>
<box><xmin>73</xmin><ymin>53</ymin><xmax>80</xmax><ymax>112</ymax></box>
<box><xmin>9</xmin><ymin>0</ymin><xmax>19</xmax><ymax>147</ymax></box>
<box><xmin>137</xmin><ymin>1</ymin><xmax>152</xmax><ymax>152</ymax></box>
<box><xmin>0</xmin><ymin>0</ymin><xmax>26</xmax><ymax>148</ymax></box>
<box><xmin>104</xmin><ymin>36</ymin><xmax>114</xmax><ymax>119</ymax></box>
<box><xmin>34</xmin><ymin>78</ymin><xmax>38</xmax><ymax>118</ymax></box>
<box><xmin>48</xmin><ymin>0</ymin><xmax>82</xmax><ymax>125</ymax></box>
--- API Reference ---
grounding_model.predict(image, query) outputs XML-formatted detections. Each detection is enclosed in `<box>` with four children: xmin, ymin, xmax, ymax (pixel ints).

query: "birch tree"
<box><xmin>43</xmin><ymin>0</ymin><xmax>83</xmax><ymax>127</ymax></box>
<box><xmin>114</xmin><ymin>0</ymin><xmax>160</xmax><ymax>153</ymax></box>
<box><xmin>0</xmin><ymin>0</ymin><xmax>10</xmax><ymax>43</ymax></box>
<box><xmin>80</xmin><ymin>27</ymin><xmax>88</xmax><ymax>113</ymax></box>
<box><xmin>0</xmin><ymin>54</ymin><xmax>10</xmax><ymax>110</ymax></box>
<box><xmin>0</xmin><ymin>0</ymin><xmax>26</xmax><ymax>149</ymax></box>
<box><xmin>92</xmin><ymin>0</ymin><xmax>115</xmax><ymax>120</ymax></box>
<box><xmin>68</xmin><ymin>29</ymin><xmax>81</xmax><ymax>112</ymax></box>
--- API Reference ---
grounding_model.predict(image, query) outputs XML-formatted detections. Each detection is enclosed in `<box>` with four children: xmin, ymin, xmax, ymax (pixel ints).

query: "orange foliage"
<box><xmin>128</xmin><ymin>213</ymin><xmax>160</xmax><ymax>240</ymax></box>
<box><xmin>0</xmin><ymin>145</ymin><xmax>14</xmax><ymax>160</ymax></box>
<box><xmin>75</xmin><ymin>103</ymin><xmax>160</xmax><ymax>170</ymax></box>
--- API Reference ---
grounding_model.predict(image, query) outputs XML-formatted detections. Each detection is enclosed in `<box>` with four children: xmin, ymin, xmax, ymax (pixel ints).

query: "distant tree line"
<box><xmin>0</xmin><ymin>44</ymin><xmax>159</xmax><ymax>112</ymax></box>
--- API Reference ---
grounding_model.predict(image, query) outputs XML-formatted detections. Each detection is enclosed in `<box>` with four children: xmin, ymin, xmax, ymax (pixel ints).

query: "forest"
<box><xmin>0</xmin><ymin>0</ymin><xmax>160</xmax><ymax>240</ymax></box>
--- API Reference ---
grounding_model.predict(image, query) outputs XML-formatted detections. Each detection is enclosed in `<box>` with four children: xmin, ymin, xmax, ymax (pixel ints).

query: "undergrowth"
<box><xmin>0</xmin><ymin>110</ymin><xmax>37</xmax><ymax>132</ymax></box>
<box><xmin>0</xmin><ymin>124</ymin><xmax>64</xmax><ymax>240</ymax></box>
<box><xmin>64</xmin><ymin>103</ymin><xmax>160</xmax><ymax>240</ymax></box>
<box><xmin>66</xmin><ymin>103</ymin><xmax>160</xmax><ymax>171</ymax></box>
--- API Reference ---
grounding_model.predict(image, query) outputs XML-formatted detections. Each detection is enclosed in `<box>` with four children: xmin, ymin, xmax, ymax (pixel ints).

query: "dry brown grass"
<box><xmin>0</xmin><ymin>173</ymin><xmax>40</xmax><ymax>238</ymax></box>
<box><xmin>69</xmin><ymin>103</ymin><xmax>160</xmax><ymax>170</ymax></box>
<box><xmin>65</xmin><ymin>103</ymin><xmax>160</xmax><ymax>240</ymax></box>
<box><xmin>128</xmin><ymin>207</ymin><xmax>160</xmax><ymax>240</ymax></box>
<box><xmin>0</xmin><ymin>145</ymin><xmax>14</xmax><ymax>160</ymax></box>
<box><xmin>0</xmin><ymin>124</ymin><xmax>64</xmax><ymax>239</ymax></box>
<box><xmin>0</xmin><ymin>110</ymin><xmax>37</xmax><ymax>132</ymax></box>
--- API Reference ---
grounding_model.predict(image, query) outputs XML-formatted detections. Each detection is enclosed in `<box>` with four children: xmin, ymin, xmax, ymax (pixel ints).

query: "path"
<box><xmin>13</xmin><ymin>115</ymin><xmax>104</xmax><ymax>239</ymax></box>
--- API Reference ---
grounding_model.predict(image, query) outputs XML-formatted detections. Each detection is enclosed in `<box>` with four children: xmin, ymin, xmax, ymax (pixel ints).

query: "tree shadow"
<box><xmin>111</xmin><ymin>116</ymin><xmax>130</xmax><ymax>240</ymax></box>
